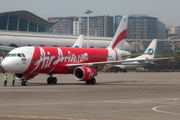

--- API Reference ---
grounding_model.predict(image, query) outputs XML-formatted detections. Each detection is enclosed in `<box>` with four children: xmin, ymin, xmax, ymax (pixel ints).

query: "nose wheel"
<box><xmin>21</xmin><ymin>74</ymin><xmax>28</xmax><ymax>86</ymax></box>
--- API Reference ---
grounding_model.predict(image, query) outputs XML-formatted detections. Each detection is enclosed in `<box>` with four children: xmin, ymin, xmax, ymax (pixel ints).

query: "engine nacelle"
<box><xmin>15</xmin><ymin>73</ymin><xmax>37</xmax><ymax>80</ymax></box>
<box><xmin>74</xmin><ymin>66</ymin><xmax>96</xmax><ymax>81</ymax></box>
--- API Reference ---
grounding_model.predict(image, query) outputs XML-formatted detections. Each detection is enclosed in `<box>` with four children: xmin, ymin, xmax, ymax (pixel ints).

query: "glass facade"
<box><xmin>29</xmin><ymin>22</ymin><xmax>37</xmax><ymax>32</ymax></box>
<box><xmin>49</xmin><ymin>17</ymin><xmax>78</xmax><ymax>34</ymax></box>
<box><xmin>80</xmin><ymin>16</ymin><xmax>113</xmax><ymax>37</ymax></box>
<box><xmin>19</xmin><ymin>18</ymin><xmax>28</xmax><ymax>31</ymax></box>
<box><xmin>0</xmin><ymin>15</ymin><xmax>49</xmax><ymax>33</ymax></box>
<box><xmin>126</xmin><ymin>16</ymin><xmax>165</xmax><ymax>39</ymax></box>
<box><xmin>0</xmin><ymin>16</ymin><xmax>8</xmax><ymax>30</ymax></box>
<box><xmin>8</xmin><ymin>16</ymin><xmax>18</xmax><ymax>31</ymax></box>
<box><xmin>38</xmin><ymin>25</ymin><xmax>46</xmax><ymax>32</ymax></box>
<box><xmin>115</xmin><ymin>15</ymin><xmax>122</xmax><ymax>32</ymax></box>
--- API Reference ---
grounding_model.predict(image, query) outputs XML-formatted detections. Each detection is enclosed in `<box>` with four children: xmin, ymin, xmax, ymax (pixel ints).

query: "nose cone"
<box><xmin>2</xmin><ymin>57</ymin><xmax>23</xmax><ymax>73</ymax></box>
<box><xmin>2</xmin><ymin>56</ymin><xmax>28</xmax><ymax>73</ymax></box>
<box><xmin>2</xmin><ymin>58</ymin><xmax>13</xmax><ymax>72</ymax></box>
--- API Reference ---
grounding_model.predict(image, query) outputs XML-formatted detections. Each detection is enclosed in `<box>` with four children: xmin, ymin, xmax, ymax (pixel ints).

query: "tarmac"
<box><xmin>0</xmin><ymin>72</ymin><xmax>180</xmax><ymax>120</ymax></box>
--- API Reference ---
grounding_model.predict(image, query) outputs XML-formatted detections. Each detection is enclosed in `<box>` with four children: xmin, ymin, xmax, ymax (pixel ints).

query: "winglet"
<box><xmin>175</xmin><ymin>55</ymin><xmax>178</xmax><ymax>61</ymax></box>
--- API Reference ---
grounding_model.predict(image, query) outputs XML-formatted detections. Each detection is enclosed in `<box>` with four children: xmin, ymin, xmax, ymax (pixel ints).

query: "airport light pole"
<box><xmin>85</xmin><ymin>10</ymin><xmax>93</xmax><ymax>48</ymax></box>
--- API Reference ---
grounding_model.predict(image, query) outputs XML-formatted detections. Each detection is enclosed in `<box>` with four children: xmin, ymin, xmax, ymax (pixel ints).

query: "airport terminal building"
<box><xmin>0</xmin><ymin>11</ymin><xmax>56</xmax><ymax>32</ymax></box>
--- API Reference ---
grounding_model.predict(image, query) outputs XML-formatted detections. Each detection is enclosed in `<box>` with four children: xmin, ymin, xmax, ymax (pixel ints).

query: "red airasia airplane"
<box><xmin>1</xmin><ymin>16</ymin><xmax>174</xmax><ymax>86</ymax></box>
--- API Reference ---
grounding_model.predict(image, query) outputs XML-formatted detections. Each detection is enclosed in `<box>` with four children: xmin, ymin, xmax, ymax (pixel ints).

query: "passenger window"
<box><xmin>17</xmin><ymin>53</ymin><xmax>21</xmax><ymax>57</ymax></box>
<box><xmin>21</xmin><ymin>53</ymin><xmax>25</xmax><ymax>57</ymax></box>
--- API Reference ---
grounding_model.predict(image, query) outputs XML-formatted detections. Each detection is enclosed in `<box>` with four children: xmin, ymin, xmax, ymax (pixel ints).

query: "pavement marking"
<box><xmin>173</xmin><ymin>99</ymin><xmax>178</xmax><ymax>100</ymax></box>
<box><xmin>61</xmin><ymin>108</ymin><xmax>149</xmax><ymax>117</ymax></box>
<box><xmin>0</xmin><ymin>98</ymin><xmax>168</xmax><ymax>106</ymax></box>
<box><xmin>1</xmin><ymin>115</ymin><xmax>75</xmax><ymax>120</ymax></box>
<box><xmin>40</xmin><ymin>117</ymin><xmax>49</xmax><ymax>119</ymax></box>
<box><xmin>152</xmin><ymin>104</ymin><xmax>180</xmax><ymax>115</ymax></box>
<box><xmin>1</xmin><ymin>98</ymin><xmax>179</xmax><ymax>119</ymax></box>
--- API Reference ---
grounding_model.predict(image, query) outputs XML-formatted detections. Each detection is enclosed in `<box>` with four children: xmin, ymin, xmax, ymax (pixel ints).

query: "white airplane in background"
<box><xmin>115</xmin><ymin>39</ymin><xmax>157</xmax><ymax>71</ymax></box>
<box><xmin>72</xmin><ymin>35</ymin><xmax>83</xmax><ymax>48</ymax></box>
<box><xmin>2</xmin><ymin>16</ymin><xmax>175</xmax><ymax>86</ymax></box>
<box><xmin>114</xmin><ymin>39</ymin><xmax>178</xmax><ymax>72</ymax></box>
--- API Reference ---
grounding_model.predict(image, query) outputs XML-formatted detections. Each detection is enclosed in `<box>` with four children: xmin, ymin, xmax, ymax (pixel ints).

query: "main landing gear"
<box><xmin>47</xmin><ymin>74</ymin><xmax>57</xmax><ymax>84</ymax></box>
<box><xmin>21</xmin><ymin>81</ymin><xmax>28</xmax><ymax>86</ymax></box>
<box><xmin>86</xmin><ymin>78</ymin><xmax>96</xmax><ymax>85</ymax></box>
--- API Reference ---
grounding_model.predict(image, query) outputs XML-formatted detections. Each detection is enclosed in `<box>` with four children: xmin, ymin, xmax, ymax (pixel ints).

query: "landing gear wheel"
<box><xmin>21</xmin><ymin>74</ymin><xmax>28</xmax><ymax>86</ymax></box>
<box><xmin>21</xmin><ymin>81</ymin><xmax>25</xmax><ymax>86</ymax></box>
<box><xmin>24</xmin><ymin>81</ymin><xmax>28</xmax><ymax>86</ymax></box>
<box><xmin>52</xmin><ymin>77</ymin><xmax>57</xmax><ymax>84</ymax></box>
<box><xmin>86</xmin><ymin>80</ymin><xmax>91</xmax><ymax>85</ymax></box>
<box><xmin>90</xmin><ymin>78</ymin><xmax>96</xmax><ymax>85</ymax></box>
<box><xmin>47</xmin><ymin>77</ymin><xmax>52</xmax><ymax>84</ymax></box>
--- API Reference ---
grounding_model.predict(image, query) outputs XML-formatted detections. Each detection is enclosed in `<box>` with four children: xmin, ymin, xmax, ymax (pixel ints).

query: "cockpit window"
<box><xmin>10</xmin><ymin>53</ymin><xmax>17</xmax><ymax>57</ymax></box>
<box><xmin>6</xmin><ymin>54</ymin><xmax>10</xmax><ymax>57</ymax></box>
<box><xmin>17</xmin><ymin>53</ymin><xmax>21</xmax><ymax>57</ymax></box>
<box><xmin>21</xmin><ymin>53</ymin><xmax>25</xmax><ymax>57</ymax></box>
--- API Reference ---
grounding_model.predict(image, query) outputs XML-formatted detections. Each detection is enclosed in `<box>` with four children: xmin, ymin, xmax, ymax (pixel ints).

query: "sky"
<box><xmin>0</xmin><ymin>0</ymin><xmax>179</xmax><ymax>26</ymax></box>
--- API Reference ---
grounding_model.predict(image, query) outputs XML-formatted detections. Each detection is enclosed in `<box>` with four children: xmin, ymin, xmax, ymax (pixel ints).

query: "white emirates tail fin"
<box><xmin>72</xmin><ymin>35</ymin><xmax>84</xmax><ymax>48</ymax></box>
<box><xmin>107</xmin><ymin>16</ymin><xmax>128</xmax><ymax>50</ymax></box>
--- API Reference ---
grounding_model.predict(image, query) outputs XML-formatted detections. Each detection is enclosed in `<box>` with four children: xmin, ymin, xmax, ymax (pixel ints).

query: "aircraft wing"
<box><xmin>122</xmin><ymin>52</ymin><xmax>155</xmax><ymax>57</ymax></box>
<box><xmin>135</xmin><ymin>57</ymin><xmax>176</xmax><ymax>63</ymax></box>
<box><xmin>66</xmin><ymin>56</ymin><xmax>175</xmax><ymax>70</ymax></box>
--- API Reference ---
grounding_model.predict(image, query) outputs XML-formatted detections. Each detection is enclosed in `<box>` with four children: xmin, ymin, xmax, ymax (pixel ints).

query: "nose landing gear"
<box><xmin>21</xmin><ymin>75</ymin><xmax>28</xmax><ymax>86</ymax></box>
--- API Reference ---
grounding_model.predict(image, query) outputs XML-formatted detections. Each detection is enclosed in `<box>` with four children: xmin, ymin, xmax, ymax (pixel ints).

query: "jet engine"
<box><xmin>74</xmin><ymin>66</ymin><xmax>96</xmax><ymax>81</ymax></box>
<box><xmin>15</xmin><ymin>73</ymin><xmax>37</xmax><ymax>80</ymax></box>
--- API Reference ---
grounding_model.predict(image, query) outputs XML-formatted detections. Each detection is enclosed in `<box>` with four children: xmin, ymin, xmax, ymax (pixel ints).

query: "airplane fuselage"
<box><xmin>2</xmin><ymin>46</ymin><xmax>130</xmax><ymax>74</ymax></box>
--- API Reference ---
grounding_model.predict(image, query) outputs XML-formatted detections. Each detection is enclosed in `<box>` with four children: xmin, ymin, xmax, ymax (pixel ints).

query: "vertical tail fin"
<box><xmin>136</xmin><ymin>39</ymin><xmax>157</xmax><ymax>59</ymax></box>
<box><xmin>73</xmin><ymin>35</ymin><xmax>84</xmax><ymax>48</ymax></box>
<box><xmin>107</xmin><ymin>16</ymin><xmax>128</xmax><ymax>50</ymax></box>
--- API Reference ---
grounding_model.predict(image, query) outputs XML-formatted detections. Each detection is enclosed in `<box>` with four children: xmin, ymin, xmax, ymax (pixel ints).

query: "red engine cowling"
<box><xmin>74</xmin><ymin>66</ymin><xmax>96</xmax><ymax>81</ymax></box>
<box><xmin>15</xmin><ymin>73</ymin><xmax>37</xmax><ymax>80</ymax></box>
